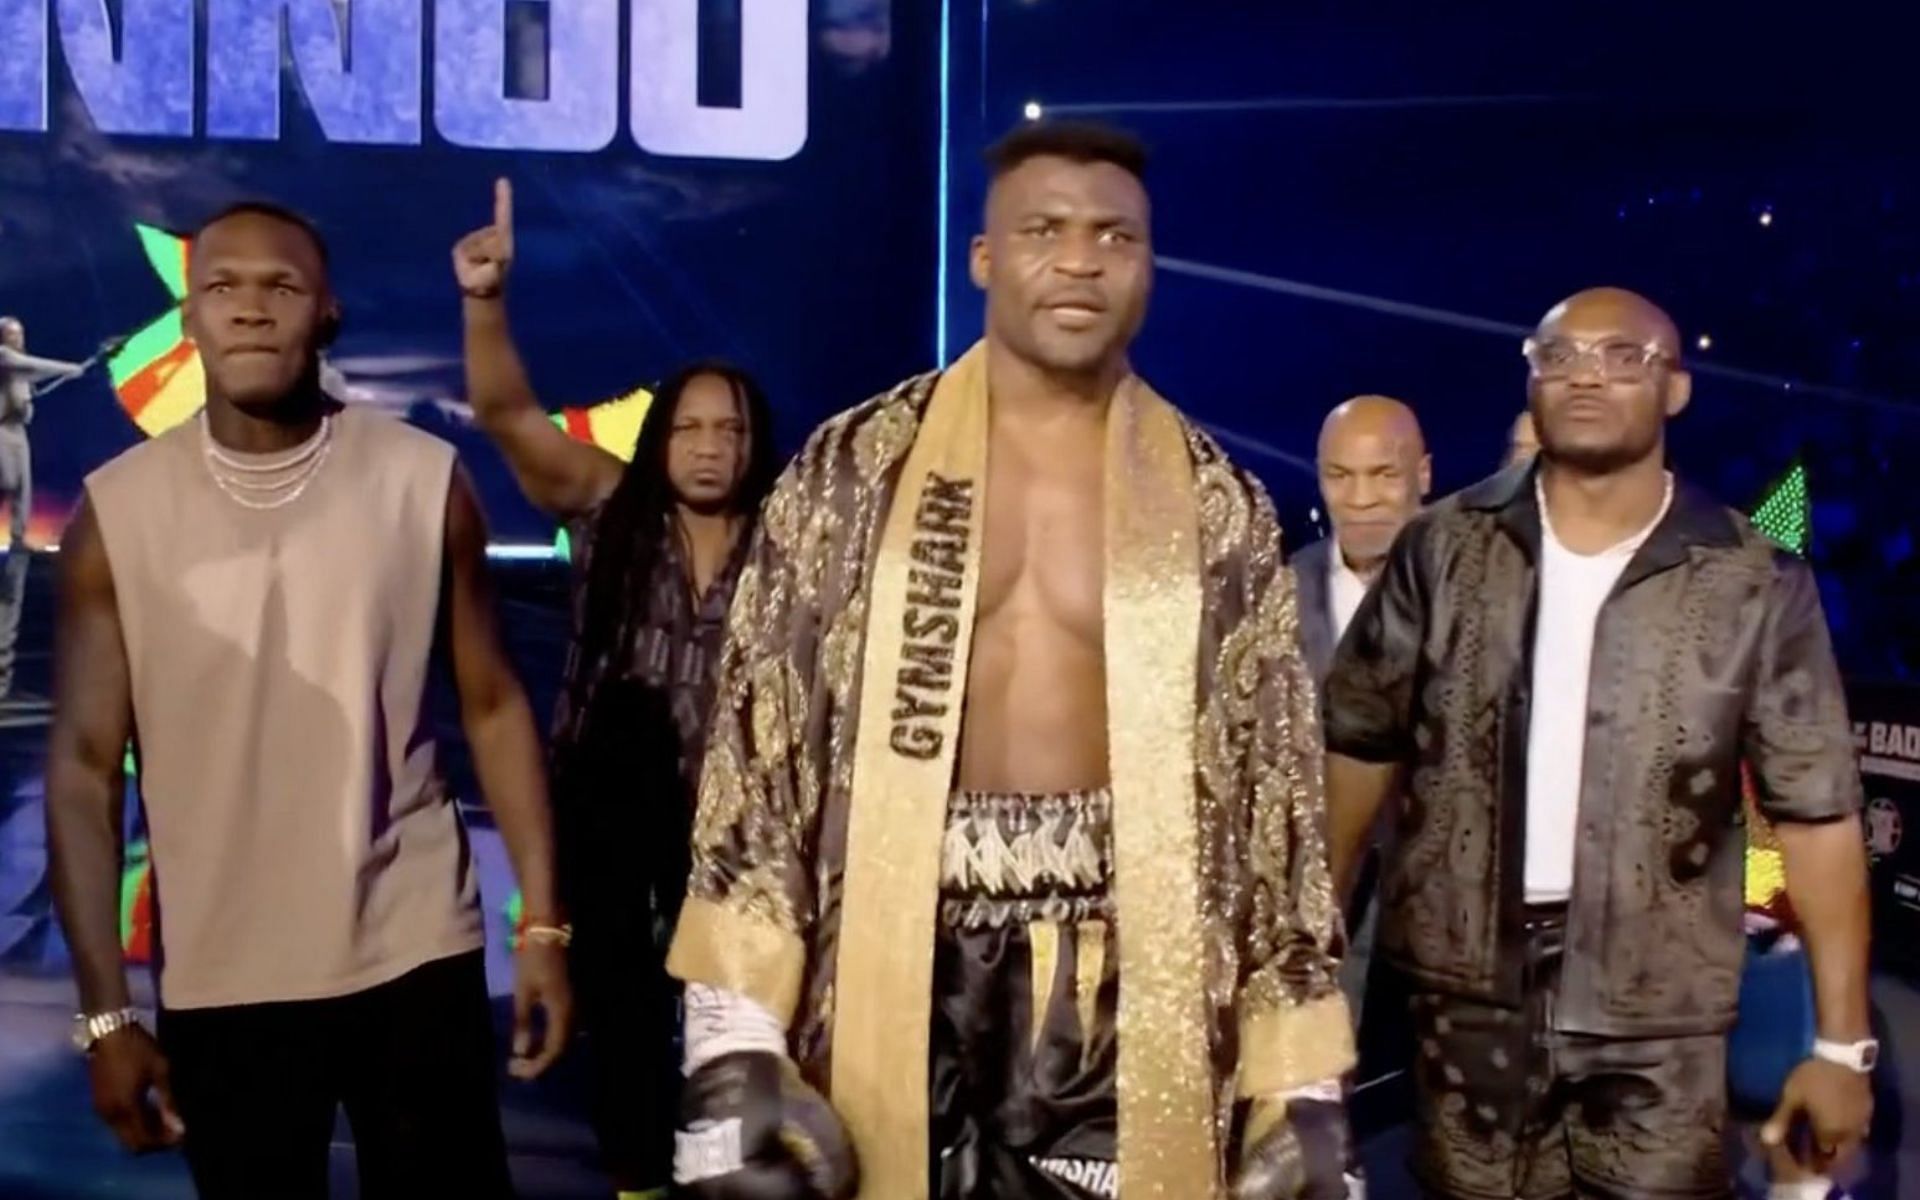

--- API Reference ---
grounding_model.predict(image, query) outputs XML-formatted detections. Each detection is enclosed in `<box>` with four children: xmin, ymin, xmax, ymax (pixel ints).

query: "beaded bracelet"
<box><xmin>514</xmin><ymin>914</ymin><xmax>574</xmax><ymax>950</ymax></box>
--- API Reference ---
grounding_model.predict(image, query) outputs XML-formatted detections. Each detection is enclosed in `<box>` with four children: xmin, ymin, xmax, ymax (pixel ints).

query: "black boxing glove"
<box><xmin>674</xmin><ymin>1050</ymin><xmax>859</xmax><ymax>1200</ymax></box>
<box><xmin>1231</xmin><ymin>1095</ymin><xmax>1355</xmax><ymax>1200</ymax></box>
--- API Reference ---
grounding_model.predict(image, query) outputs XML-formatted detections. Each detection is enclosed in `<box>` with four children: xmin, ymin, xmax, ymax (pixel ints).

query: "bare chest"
<box><xmin>974</xmin><ymin>433</ymin><xmax>1105</xmax><ymax>640</ymax></box>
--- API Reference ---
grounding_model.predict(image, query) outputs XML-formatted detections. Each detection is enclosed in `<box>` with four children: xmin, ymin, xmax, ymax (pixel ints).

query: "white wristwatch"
<box><xmin>1811</xmin><ymin>1037</ymin><xmax>1879</xmax><ymax>1074</ymax></box>
<box><xmin>71</xmin><ymin>1007</ymin><xmax>142</xmax><ymax>1053</ymax></box>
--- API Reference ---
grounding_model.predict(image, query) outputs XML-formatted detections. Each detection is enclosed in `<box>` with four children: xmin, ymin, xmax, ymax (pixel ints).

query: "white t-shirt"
<box><xmin>1329</xmin><ymin>550</ymin><xmax>1371</xmax><ymax>643</ymax></box>
<box><xmin>1523</xmin><ymin>477</ymin><xmax>1673</xmax><ymax>903</ymax></box>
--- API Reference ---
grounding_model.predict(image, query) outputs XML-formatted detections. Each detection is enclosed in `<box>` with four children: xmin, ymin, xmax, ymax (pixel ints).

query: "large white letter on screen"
<box><xmin>55</xmin><ymin>0</ymin><xmax>194</xmax><ymax>136</ymax></box>
<box><xmin>436</xmin><ymin>0</ymin><xmax>618</xmax><ymax>152</ymax></box>
<box><xmin>0</xmin><ymin>0</ymin><xmax>48</xmax><ymax>132</ymax></box>
<box><xmin>630</xmin><ymin>0</ymin><xmax>807</xmax><ymax>162</ymax></box>
<box><xmin>206</xmin><ymin>0</ymin><xmax>422</xmax><ymax>144</ymax></box>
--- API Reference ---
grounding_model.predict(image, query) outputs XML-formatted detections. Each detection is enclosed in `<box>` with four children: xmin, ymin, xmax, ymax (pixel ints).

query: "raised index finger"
<box><xmin>493</xmin><ymin>177</ymin><xmax>514</xmax><ymax>236</ymax></box>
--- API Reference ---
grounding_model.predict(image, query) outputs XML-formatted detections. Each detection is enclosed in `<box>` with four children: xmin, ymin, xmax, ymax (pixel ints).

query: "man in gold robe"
<box><xmin>667</xmin><ymin>121</ymin><xmax>1354</xmax><ymax>1200</ymax></box>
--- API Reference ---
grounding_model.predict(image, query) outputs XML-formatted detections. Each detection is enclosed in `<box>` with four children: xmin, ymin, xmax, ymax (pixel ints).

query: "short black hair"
<box><xmin>983</xmin><ymin>119</ymin><xmax>1148</xmax><ymax>182</ymax></box>
<box><xmin>193</xmin><ymin>201</ymin><xmax>330</xmax><ymax>270</ymax></box>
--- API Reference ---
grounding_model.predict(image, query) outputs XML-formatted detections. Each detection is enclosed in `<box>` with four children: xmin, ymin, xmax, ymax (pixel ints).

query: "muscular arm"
<box><xmin>1320</xmin><ymin>523</ymin><xmax>1428</xmax><ymax>898</ymax></box>
<box><xmin>1777</xmin><ymin>819</ymin><xmax>1872</xmax><ymax>1040</ymax></box>
<box><xmin>1745</xmin><ymin>558</ymin><xmax>1871</xmax><ymax>1042</ymax></box>
<box><xmin>0</xmin><ymin>345</ymin><xmax>87</xmax><ymax>382</ymax></box>
<box><xmin>45</xmin><ymin>500</ymin><xmax>135</xmax><ymax>1015</ymax></box>
<box><xmin>461</xmin><ymin>297</ymin><xmax>621</xmax><ymax>520</ymax></box>
<box><xmin>1326</xmin><ymin>754</ymin><xmax>1403</xmax><ymax>897</ymax></box>
<box><xmin>441</xmin><ymin>467</ymin><xmax>559</xmax><ymax>921</ymax></box>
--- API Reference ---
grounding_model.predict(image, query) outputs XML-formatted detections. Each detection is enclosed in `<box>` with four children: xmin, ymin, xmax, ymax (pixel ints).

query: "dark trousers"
<box><xmin>157</xmin><ymin>950</ymin><xmax>512</xmax><ymax>1200</ymax></box>
<box><xmin>572</xmin><ymin>891</ymin><xmax>679</xmax><ymax>1190</ymax></box>
<box><xmin>1346</xmin><ymin>843</ymin><xmax>1418</xmax><ymax>1140</ymax></box>
<box><xmin>556</xmin><ymin>680</ymin><xmax>690</xmax><ymax>1192</ymax></box>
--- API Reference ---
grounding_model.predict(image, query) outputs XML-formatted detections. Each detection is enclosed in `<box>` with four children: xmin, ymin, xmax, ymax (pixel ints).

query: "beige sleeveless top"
<box><xmin>87</xmin><ymin>406</ymin><xmax>483</xmax><ymax>1010</ymax></box>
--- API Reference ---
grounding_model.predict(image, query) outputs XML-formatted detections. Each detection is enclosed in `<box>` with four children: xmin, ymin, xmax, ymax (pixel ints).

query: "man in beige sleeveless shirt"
<box><xmin>44</xmin><ymin>203</ymin><xmax>572</xmax><ymax>1199</ymax></box>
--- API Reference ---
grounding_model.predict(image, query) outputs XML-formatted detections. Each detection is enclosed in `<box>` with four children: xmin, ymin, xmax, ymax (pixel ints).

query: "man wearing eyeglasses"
<box><xmin>1322</xmin><ymin>287</ymin><xmax>1873</xmax><ymax>1198</ymax></box>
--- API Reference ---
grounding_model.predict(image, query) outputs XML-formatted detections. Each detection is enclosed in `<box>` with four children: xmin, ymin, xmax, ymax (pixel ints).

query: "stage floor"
<box><xmin>0</xmin><ymin>551</ymin><xmax>1913</xmax><ymax>1198</ymax></box>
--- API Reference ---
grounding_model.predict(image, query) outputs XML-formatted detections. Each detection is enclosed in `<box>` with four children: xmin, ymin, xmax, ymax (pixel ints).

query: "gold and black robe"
<box><xmin>668</xmin><ymin>347</ymin><xmax>1352</xmax><ymax>1198</ymax></box>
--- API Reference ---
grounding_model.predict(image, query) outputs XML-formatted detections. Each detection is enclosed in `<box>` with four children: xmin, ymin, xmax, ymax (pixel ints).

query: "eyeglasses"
<box><xmin>1522</xmin><ymin>337</ymin><xmax>1672</xmax><ymax>382</ymax></box>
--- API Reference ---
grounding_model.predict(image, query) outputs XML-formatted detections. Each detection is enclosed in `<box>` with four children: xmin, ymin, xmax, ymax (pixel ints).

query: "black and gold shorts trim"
<box><xmin>931</xmin><ymin>789</ymin><xmax>1119</xmax><ymax>1199</ymax></box>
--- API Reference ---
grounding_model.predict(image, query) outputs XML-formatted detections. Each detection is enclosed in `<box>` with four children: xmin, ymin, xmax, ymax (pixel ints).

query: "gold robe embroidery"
<box><xmin>668</xmin><ymin>349</ymin><xmax>1353</xmax><ymax>1198</ymax></box>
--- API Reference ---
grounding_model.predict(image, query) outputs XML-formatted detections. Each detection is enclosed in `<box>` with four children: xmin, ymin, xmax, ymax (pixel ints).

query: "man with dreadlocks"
<box><xmin>454</xmin><ymin>180</ymin><xmax>779</xmax><ymax>1200</ymax></box>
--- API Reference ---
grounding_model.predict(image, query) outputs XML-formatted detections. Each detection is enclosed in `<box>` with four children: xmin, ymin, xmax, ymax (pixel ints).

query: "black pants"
<box><xmin>555</xmin><ymin>680</ymin><xmax>689</xmax><ymax>1192</ymax></box>
<box><xmin>157</xmin><ymin>950</ymin><xmax>512</xmax><ymax>1200</ymax></box>
<box><xmin>572</xmin><ymin>887</ymin><xmax>679</xmax><ymax>1190</ymax></box>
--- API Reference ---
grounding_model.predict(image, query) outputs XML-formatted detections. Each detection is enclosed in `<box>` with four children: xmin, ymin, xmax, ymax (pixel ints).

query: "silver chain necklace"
<box><xmin>199</xmin><ymin>409</ymin><xmax>335</xmax><ymax>511</ymax></box>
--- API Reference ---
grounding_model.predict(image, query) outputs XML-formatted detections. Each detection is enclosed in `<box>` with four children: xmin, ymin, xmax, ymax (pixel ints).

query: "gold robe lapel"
<box><xmin>831</xmin><ymin>344</ymin><xmax>1218</xmax><ymax>1197</ymax></box>
<box><xmin>1104</xmin><ymin>378</ymin><xmax>1219</xmax><ymax>1194</ymax></box>
<box><xmin>832</xmin><ymin>344</ymin><xmax>990</xmax><ymax>1198</ymax></box>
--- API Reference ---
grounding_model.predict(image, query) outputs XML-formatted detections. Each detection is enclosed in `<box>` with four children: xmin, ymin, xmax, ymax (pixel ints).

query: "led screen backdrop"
<box><xmin>0</xmin><ymin>0</ymin><xmax>938</xmax><ymax>545</ymax></box>
<box><xmin>935</xmin><ymin>0</ymin><xmax>1918</xmax><ymax>679</ymax></box>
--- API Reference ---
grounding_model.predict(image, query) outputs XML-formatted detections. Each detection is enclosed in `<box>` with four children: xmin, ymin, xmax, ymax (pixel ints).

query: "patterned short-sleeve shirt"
<box><xmin>553</xmin><ymin>510</ymin><xmax>750</xmax><ymax>792</ymax></box>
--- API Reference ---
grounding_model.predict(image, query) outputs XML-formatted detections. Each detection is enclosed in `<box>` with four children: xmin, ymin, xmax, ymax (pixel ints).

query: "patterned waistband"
<box><xmin>939</xmin><ymin>789</ymin><xmax>1114</xmax><ymax>929</ymax></box>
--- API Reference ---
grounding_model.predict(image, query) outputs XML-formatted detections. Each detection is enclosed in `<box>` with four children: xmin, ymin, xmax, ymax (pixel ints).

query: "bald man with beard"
<box><xmin>1293</xmin><ymin>395</ymin><xmax>1431</xmax><ymax>682</ymax></box>
<box><xmin>1290</xmin><ymin>396</ymin><xmax>1430</xmax><ymax>1165</ymax></box>
<box><xmin>1322</xmin><ymin>288</ymin><xmax>1873</xmax><ymax>1198</ymax></box>
<box><xmin>1292</xmin><ymin>395</ymin><xmax>1428</xmax><ymax>1010</ymax></box>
